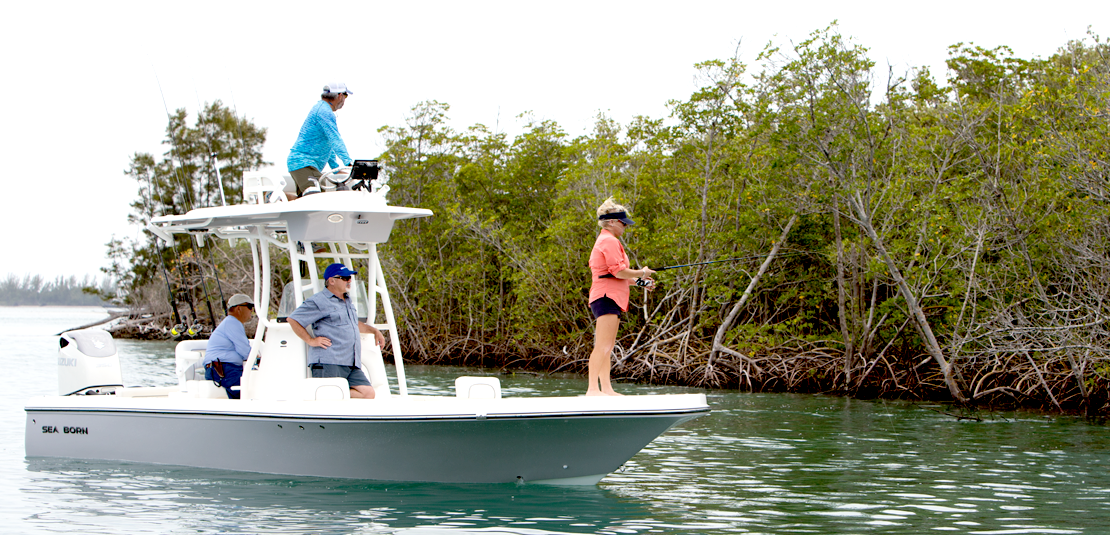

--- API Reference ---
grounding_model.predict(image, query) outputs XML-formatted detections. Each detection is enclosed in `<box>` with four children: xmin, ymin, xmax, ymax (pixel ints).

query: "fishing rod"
<box><xmin>193</xmin><ymin>93</ymin><xmax>229</xmax><ymax>318</ymax></box>
<box><xmin>188</xmin><ymin>233</ymin><xmax>218</xmax><ymax>328</ymax></box>
<box><xmin>154</xmin><ymin>70</ymin><xmax>203</xmax><ymax>337</ymax></box>
<box><xmin>599</xmin><ymin>256</ymin><xmax>756</xmax><ymax>281</ymax></box>
<box><xmin>142</xmin><ymin>179</ymin><xmax>186</xmax><ymax>332</ymax></box>
<box><xmin>136</xmin><ymin>116</ymin><xmax>185</xmax><ymax>331</ymax></box>
<box><xmin>655</xmin><ymin>257</ymin><xmax>752</xmax><ymax>272</ymax></box>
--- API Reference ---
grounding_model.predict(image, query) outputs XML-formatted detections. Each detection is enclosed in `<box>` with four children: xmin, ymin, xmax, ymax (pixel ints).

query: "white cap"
<box><xmin>323</xmin><ymin>82</ymin><xmax>353</xmax><ymax>95</ymax></box>
<box><xmin>227</xmin><ymin>293</ymin><xmax>254</xmax><ymax>309</ymax></box>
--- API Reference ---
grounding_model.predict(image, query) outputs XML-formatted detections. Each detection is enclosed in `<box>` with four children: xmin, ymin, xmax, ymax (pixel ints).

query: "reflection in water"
<box><xmin>23</xmin><ymin>459</ymin><xmax>650</xmax><ymax>534</ymax></box>
<box><xmin>604</xmin><ymin>394</ymin><xmax>1107</xmax><ymax>534</ymax></box>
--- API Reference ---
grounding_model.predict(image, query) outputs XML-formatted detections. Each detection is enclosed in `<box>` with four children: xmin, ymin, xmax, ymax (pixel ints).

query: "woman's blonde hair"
<box><xmin>596</xmin><ymin>196</ymin><xmax>627</xmax><ymax>228</ymax></box>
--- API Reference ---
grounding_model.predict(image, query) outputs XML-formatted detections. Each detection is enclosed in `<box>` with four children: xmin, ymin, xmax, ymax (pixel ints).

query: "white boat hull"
<box><xmin>40</xmin><ymin>192</ymin><xmax>713</xmax><ymax>485</ymax></box>
<box><xmin>25</xmin><ymin>393</ymin><xmax>708</xmax><ymax>484</ymax></box>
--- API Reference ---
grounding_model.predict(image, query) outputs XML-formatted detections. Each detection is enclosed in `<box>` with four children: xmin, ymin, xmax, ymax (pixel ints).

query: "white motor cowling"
<box><xmin>58</xmin><ymin>329</ymin><xmax>123</xmax><ymax>395</ymax></box>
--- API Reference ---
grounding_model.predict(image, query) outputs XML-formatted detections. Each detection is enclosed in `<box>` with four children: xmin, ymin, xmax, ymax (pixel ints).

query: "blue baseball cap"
<box><xmin>324</xmin><ymin>263</ymin><xmax>357</xmax><ymax>280</ymax></box>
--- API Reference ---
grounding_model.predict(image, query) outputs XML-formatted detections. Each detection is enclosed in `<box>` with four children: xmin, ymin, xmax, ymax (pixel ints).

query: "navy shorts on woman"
<box><xmin>590</xmin><ymin>296</ymin><xmax>623</xmax><ymax>319</ymax></box>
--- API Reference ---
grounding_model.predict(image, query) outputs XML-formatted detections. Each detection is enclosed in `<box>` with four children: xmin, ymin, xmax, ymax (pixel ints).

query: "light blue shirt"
<box><xmin>203</xmin><ymin>316</ymin><xmax>251</xmax><ymax>365</ymax></box>
<box><xmin>287</xmin><ymin>100</ymin><xmax>352</xmax><ymax>173</ymax></box>
<box><xmin>288</xmin><ymin>289</ymin><xmax>362</xmax><ymax>368</ymax></box>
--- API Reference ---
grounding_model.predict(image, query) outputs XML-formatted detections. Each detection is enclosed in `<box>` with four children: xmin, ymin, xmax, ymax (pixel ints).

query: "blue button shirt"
<box><xmin>203</xmin><ymin>315</ymin><xmax>251</xmax><ymax>365</ymax></box>
<box><xmin>287</xmin><ymin>100</ymin><xmax>352</xmax><ymax>173</ymax></box>
<box><xmin>288</xmin><ymin>289</ymin><xmax>362</xmax><ymax>368</ymax></box>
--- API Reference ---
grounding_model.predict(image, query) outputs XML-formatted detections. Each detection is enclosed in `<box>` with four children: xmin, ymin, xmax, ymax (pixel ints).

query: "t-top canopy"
<box><xmin>149</xmin><ymin>191</ymin><xmax>433</xmax><ymax>243</ymax></box>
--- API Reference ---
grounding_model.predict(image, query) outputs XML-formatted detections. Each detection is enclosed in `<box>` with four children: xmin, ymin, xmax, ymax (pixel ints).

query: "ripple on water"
<box><xmin>8</xmin><ymin>313</ymin><xmax>1110</xmax><ymax>533</ymax></box>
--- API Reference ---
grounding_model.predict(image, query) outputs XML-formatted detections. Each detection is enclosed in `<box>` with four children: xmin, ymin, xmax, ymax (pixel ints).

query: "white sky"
<box><xmin>1</xmin><ymin>0</ymin><xmax>1105</xmax><ymax>281</ymax></box>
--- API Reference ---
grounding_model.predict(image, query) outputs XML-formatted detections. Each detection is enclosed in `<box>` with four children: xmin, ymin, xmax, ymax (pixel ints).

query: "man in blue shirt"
<box><xmin>288</xmin><ymin>263</ymin><xmax>386</xmax><ymax>399</ymax></box>
<box><xmin>287</xmin><ymin>82</ymin><xmax>354</xmax><ymax>199</ymax></box>
<box><xmin>203</xmin><ymin>294</ymin><xmax>255</xmax><ymax>399</ymax></box>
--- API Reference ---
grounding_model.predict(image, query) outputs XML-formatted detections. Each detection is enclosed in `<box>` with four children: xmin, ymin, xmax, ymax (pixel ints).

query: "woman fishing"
<box><xmin>587</xmin><ymin>197</ymin><xmax>655</xmax><ymax>396</ymax></box>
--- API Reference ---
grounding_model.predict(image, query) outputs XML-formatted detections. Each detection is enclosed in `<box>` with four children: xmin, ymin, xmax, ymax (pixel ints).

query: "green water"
<box><xmin>3</xmin><ymin>307</ymin><xmax>1109</xmax><ymax>534</ymax></box>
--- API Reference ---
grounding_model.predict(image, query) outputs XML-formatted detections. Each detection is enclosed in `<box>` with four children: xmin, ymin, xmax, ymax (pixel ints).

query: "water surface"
<box><xmin>3</xmin><ymin>306</ymin><xmax>1108</xmax><ymax>534</ymax></box>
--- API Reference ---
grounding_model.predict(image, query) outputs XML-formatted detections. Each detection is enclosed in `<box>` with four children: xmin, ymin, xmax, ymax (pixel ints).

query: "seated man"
<box><xmin>202</xmin><ymin>294</ymin><xmax>255</xmax><ymax>399</ymax></box>
<box><xmin>288</xmin><ymin>263</ymin><xmax>386</xmax><ymax>399</ymax></box>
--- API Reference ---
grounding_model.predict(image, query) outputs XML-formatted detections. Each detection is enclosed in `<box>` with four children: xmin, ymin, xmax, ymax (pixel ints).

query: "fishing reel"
<box><xmin>170</xmin><ymin>323</ymin><xmax>204</xmax><ymax>338</ymax></box>
<box><xmin>635</xmin><ymin>277</ymin><xmax>655</xmax><ymax>288</ymax></box>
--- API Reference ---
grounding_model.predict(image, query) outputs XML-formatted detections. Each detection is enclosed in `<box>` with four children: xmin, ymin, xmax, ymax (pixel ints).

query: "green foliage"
<box><xmin>111</xmin><ymin>102</ymin><xmax>268</xmax><ymax>321</ymax></box>
<box><xmin>100</xmin><ymin>28</ymin><xmax>1110</xmax><ymax>409</ymax></box>
<box><xmin>367</xmin><ymin>25</ymin><xmax>1110</xmax><ymax>410</ymax></box>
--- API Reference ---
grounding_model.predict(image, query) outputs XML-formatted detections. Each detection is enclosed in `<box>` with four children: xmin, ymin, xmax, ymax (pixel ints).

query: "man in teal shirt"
<box><xmin>287</xmin><ymin>82</ymin><xmax>354</xmax><ymax>198</ymax></box>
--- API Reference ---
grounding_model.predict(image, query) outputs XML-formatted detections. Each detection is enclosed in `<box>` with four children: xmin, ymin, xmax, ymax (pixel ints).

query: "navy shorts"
<box><xmin>590</xmin><ymin>296</ymin><xmax>623</xmax><ymax>319</ymax></box>
<box><xmin>309</xmin><ymin>363</ymin><xmax>371</xmax><ymax>387</ymax></box>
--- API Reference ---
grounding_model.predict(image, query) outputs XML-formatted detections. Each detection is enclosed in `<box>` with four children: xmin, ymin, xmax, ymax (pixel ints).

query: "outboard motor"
<box><xmin>58</xmin><ymin>329</ymin><xmax>123</xmax><ymax>395</ymax></box>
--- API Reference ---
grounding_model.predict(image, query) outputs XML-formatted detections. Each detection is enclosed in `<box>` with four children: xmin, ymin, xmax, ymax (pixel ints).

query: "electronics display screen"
<box><xmin>350</xmin><ymin>160</ymin><xmax>380</xmax><ymax>182</ymax></box>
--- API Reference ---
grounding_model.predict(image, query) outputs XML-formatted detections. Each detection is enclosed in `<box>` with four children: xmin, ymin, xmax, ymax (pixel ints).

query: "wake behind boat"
<box><xmin>25</xmin><ymin>168</ymin><xmax>709</xmax><ymax>484</ymax></box>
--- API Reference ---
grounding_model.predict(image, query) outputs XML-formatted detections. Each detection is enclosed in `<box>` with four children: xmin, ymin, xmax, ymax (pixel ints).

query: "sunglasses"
<box><xmin>336</xmin><ymin>275</ymin><xmax>351</xmax><ymax>281</ymax></box>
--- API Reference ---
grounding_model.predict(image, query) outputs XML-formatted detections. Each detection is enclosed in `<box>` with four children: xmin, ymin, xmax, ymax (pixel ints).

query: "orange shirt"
<box><xmin>588</xmin><ymin>229</ymin><xmax>633</xmax><ymax>311</ymax></box>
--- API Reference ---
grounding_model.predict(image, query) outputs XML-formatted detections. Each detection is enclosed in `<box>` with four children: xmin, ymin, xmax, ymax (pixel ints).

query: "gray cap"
<box><xmin>227</xmin><ymin>294</ymin><xmax>254</xmax><ymax>309</ymax></box>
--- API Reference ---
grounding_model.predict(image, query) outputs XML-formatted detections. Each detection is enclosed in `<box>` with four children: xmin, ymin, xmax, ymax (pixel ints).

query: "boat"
<box><xmin>24</xmin><ymin>167</ymin><xmax>709</xmax><ymax>485</ymax></box>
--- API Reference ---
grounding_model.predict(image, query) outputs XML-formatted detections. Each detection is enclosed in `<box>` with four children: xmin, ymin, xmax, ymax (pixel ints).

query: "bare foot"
<box><xmin>603</xmin><ymin>390</ymin><xmax>623</xmax><ymax>396</ymax></box>
<box><xmin>585</xmin><ymin>390</ymin><xmax>606</xmax><ymax>396</ymax></box>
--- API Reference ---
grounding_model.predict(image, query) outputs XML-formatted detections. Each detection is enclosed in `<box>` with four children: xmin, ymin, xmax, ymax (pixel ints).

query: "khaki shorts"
<box><xmin>289</xmin><ymin>167</ymin><xmax>323</xmax><ymax>196</ymax></box>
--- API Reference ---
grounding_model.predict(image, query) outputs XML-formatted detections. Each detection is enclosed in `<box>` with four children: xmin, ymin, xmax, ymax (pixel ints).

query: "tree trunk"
<box><xmin>708</xmin><ymin>214</ymin><xmax>798</xmax><ymax>371</ymax></box>
<box><xmin>832</xmin><ymin>200</ymin><xmax>855</xmax><ymax>389</ymax></box>
<box><xmin>848</xmin><ymin>192</ymin><xmax>968</xmax><ymax>403</ymax></box>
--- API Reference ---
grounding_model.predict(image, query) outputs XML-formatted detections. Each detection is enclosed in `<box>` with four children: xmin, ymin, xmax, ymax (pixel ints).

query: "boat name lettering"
<box><xmin>42</xmin><ymin>426</ymin><xmax>89</xmax><ymax>435</ymax></box>
<box><xmin>57</xmin><ymin>357</ymin><xmax>78</xmax><ymax>367</ymax></box>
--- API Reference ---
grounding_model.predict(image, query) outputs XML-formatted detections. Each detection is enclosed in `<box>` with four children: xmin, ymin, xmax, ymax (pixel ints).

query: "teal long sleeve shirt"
<box><xmin>287</xmin><ymin>100</ymin><xmax>352</xmax><ymax>173</ymax></box>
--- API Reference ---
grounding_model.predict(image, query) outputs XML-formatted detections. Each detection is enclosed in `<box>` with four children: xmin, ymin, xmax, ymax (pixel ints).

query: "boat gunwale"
<box><xmin>24</xmin><ymin>405</ymin><xmax>709</xmax><ymax>421</ymax></box>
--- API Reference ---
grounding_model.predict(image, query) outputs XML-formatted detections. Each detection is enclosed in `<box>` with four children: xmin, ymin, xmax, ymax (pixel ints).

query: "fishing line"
<box><xmin>141</xmin><ymin>163</ymin><xmax>183</xmax><ymax>329</ymax></box>
<box><xmin>154</xmin><ymin>68</ymin><xmax>203</xmax><ymax>335</ymax></box>
<box><xmin>600</xmin><ymin>251</ymin><xmax>807</xmax><ymax>280</ymax></box>
<box><xmin>155</xmin><ymin>72</ymin><xmax>198</xmax><ymax>212</ymax></box>
<box><xmin>190</xmin><ymin>87</ymin><xmax>229</xmax><ymax>317</ymax></box>
<box><xmin>228</xmin><ymin>85</ymin><xmax>249</xmax><ymax>190</ymax></box>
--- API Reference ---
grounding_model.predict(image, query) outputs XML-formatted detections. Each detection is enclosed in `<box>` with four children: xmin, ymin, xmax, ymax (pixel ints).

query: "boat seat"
<box><xmin>185</xmin><ymin>379</ymin><xmax>229</xmax><ymax>399</ymax></box>
<box><xmin>455</xmin><ymin>376</ymin><xmax>502</xmax><ymax>399</ymax></box>
<box><xmin>243</xmin><ymin>171</ymin><xmax>290</xmax><ymax>204</ymax></box>
<box><xmin>301</xmin><ymin>378</ymin><xmax>351</xmax><ymax>400</ymax></box>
